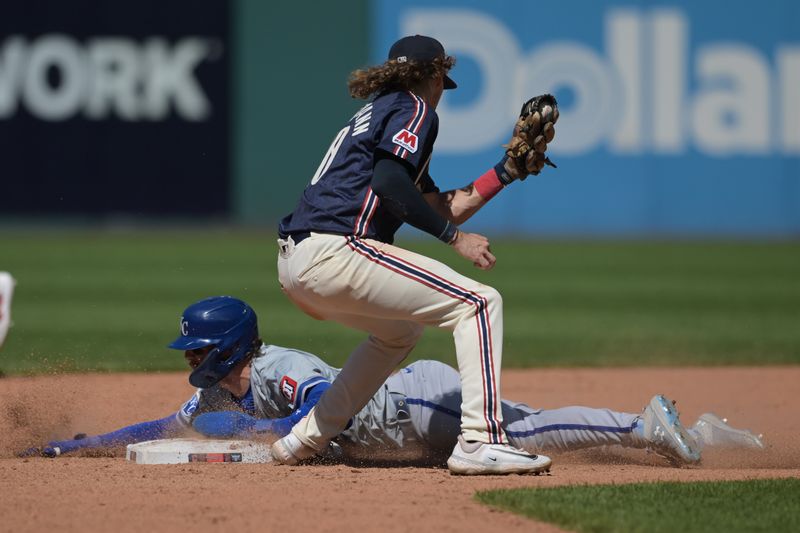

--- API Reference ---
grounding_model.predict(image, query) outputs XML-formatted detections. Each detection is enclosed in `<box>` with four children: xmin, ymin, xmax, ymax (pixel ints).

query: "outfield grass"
<box><xmin>0</xmin><ymin>230</ymin><xmax>798</xmax><ymax>374</ymax></box>
<box><xmin>476</xmin><ymin>478</ymin><xmax>800</xmax><ymax>533</ymax></box>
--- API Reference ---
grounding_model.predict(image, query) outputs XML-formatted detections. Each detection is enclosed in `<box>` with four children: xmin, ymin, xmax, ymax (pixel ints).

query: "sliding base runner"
<box><xmin>126</xmin><ymin>439</ymin><xmax>271</xmax><ymax>464</ymax></box>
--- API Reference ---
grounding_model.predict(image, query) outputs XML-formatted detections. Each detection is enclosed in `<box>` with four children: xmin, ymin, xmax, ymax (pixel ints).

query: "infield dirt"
<box><xmin>2</xmin><ymin>367</ymin><xmax>799</xmax><ymax>533</ymax></box>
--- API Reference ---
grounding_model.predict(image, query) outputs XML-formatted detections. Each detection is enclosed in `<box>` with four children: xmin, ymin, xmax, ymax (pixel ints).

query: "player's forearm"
<box><xmin>372</xmin><ymin>158</ymin><xmax>458</xmax><ymax>243</ymax></box>
<box><xmin>436</xmin><ymin>94</ymin><xmax>559</xmax><ymax>225</ymax></box>
<box><xmin>429</xmin><ymin>184</ymin><xmax>488</xmax><ymax>225</ymax></box>
<box><xmin>192</xmin><ymin>383</ymin><xmax>332</xmax><ymax>439</ymax></box>
<box><xmin>90</xmin><ymin>415</ymin><xmax>185</xmax><ymax>446</ymax></box>
<box><xmin>429</xmin><ymin>167</ymin><xmax>507</xmax><ymax>224</ymax></box>
<box><xmin>43</xmin><ymin>415</ymin><xmax>184</xmax><ymax>456</ymax></box>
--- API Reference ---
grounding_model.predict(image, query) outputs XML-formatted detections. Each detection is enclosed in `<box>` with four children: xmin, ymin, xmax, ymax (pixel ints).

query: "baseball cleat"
<box><xmin>691</xmin><ymin>413</ymin><xmax>765</xmax><ymax>450</ymax></box>
<box><xmin>446</xmin><ymin>435</ymin><xmax>552</xmax><ymax>475</ymax></box>
<box><xmin>270</xmin><ymin>433</ymin><xmax>318</xmax><ymax>465</ymax></box>
<box><xmin>641</xmin><ymin>395</ymin><xmax>701</xmax><ymax>465</ymax></box>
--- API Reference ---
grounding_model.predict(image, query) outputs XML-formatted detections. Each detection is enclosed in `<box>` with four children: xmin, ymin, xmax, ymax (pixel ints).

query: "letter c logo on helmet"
<box><xmin>180</xmin><ymin>318</ymin><xmax>189</xmax><ymax>336</ymax></box>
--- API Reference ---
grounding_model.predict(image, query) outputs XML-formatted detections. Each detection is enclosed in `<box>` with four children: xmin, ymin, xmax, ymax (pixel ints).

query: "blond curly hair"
<box><xmin>348</xmin><ymin>56</ymin><xmax>456</xmax><ymax>99</ymax></box>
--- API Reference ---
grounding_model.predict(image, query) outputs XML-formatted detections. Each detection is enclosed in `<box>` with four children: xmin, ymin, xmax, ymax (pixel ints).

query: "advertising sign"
<box><xmin>375</xmin><ymin>0</ymin><xmax>800</xmax><ymax>235</ymax></box>
<box><xmin>0</xmin><ymin>0</ymin><xmax>230</xmax><ymax>216</ymax></box>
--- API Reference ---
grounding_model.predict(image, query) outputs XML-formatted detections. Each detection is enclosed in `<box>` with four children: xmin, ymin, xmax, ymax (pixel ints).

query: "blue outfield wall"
<box><xmin>374</xmin><ymin>0</ymin><xmax>800</xmax><ymax>237</ymax></box>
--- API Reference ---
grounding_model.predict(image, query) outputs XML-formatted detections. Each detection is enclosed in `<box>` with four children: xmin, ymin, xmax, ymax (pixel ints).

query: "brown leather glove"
<box><xmin>496</xmin><ymin>94</ymin><xmax>559</xmax><ymax>184</ymax></box>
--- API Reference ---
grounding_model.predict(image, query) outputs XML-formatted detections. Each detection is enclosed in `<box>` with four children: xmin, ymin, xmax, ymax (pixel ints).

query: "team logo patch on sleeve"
<box><xmin>392</xmin><ymin>129</ymin><xmax>418</xmax><ymax>153</ymax></box>
<box><xmin>279</xmin><ymin>376</ymin><xmax>298</xmax><ymax>403</ymax></box>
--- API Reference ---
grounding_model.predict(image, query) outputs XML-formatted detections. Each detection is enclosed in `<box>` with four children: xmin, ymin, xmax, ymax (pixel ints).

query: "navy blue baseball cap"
<box><xmin>388</xmin><ymin>35</ymin><xmax>457</xmax><ymax>90</ymax></box>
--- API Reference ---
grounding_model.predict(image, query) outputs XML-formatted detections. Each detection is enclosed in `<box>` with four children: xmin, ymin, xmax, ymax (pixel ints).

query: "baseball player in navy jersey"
<box><xmin>274</xmin><ymin>35</ymin><xmax>564</xmax><ymax>474</ymax></box>
<box><xmin>20</xmin><ymin>297</ymin><xmax>763</xmax><ymax>463</ymax></box>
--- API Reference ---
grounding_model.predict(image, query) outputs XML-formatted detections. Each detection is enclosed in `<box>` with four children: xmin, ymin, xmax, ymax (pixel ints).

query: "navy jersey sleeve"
<box><xmin>377</xmin><ymin>92</ymin><xmax>438</xmax><ymax>175</ymax></box>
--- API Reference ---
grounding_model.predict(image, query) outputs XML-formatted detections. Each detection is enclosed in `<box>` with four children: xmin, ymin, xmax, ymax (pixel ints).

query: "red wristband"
<box><xmin>473</xmin><ymin>167</ymin><xmax>505</xmax><ymax>201</ymax></box>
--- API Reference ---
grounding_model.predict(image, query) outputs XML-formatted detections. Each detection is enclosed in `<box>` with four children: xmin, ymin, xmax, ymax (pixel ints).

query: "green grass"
<box><xmin>476</xmin><ymin>478</ymin><xmax>800</xmax><ymax>533</ymax></box>
<box><xmin>1</xmin><ymin>229</ymin><xmax>799</xmax><ymax>374</ymax></box>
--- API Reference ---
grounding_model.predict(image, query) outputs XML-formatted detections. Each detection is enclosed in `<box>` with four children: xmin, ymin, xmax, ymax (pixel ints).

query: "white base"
<box><xmin>126</xmin><ymin>438</ymin><xmax>272</xmax><ymax>464</ymax></box>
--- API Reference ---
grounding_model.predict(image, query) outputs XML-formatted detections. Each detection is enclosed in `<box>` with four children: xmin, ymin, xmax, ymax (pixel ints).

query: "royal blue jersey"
<box><xmin>279</xmin><ymin>90</ymin><xmax>440</xmax><ymax>244</ymax></box>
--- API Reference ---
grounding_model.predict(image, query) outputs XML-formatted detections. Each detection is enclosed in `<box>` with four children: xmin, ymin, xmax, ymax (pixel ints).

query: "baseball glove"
<box><xmin>498</xmin><ymin>94</ymin><xmax>559</xmax><ymax>183</ymax></box>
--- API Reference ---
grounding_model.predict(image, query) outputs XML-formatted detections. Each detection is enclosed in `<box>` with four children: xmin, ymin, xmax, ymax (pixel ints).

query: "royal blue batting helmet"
<box><xmin>168</xmin><ymin>296</ymin><xmax>259</xmax><ymax>389</ymax></box>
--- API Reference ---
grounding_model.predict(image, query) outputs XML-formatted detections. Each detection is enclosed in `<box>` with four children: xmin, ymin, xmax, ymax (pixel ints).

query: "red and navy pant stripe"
<box><xmin>346</xmin><ymin>236</ymin><xmax>504</xmax><ymax>443</ymax></box>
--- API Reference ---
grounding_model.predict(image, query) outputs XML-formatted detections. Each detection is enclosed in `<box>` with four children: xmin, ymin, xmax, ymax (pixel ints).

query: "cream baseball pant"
<box><xmin>277</xmin><ymin>233</ymin><xmax>507</xmax><ymax>448</ymax></box>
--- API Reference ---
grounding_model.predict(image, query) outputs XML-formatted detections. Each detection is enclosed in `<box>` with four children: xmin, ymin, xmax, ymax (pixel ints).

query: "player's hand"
<box><xmin>17</xmin><ymin>446</ymin><xmax>44</xmax><ymax>458</ymax></box>
<box><xmin>18</xmin><ymin>444</ymin><xmax>63</xmax><ymax>458</ymax></box>
<box><xmin>17</xmin><ymin>433</ymin><xmax>94</xmax><ymax>458</ymax></box>
<box><xmin>451</xmin><ymin>231</ymin><xmax>496</xmax><ymax>270</ymax></box>
<box><xmin>193</xmin><ymin>411</ymin><xmax>257</xmax><ymax>438</ymax></box>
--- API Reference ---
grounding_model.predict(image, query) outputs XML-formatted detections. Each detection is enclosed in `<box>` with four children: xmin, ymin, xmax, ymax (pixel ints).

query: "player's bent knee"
<box><xmin>479</xmin><ymin>286</ymin><xmax>503</xmax><ymax>312</ymax></box>
<box><xmin>450</xmin><ymin>286</ymin><xmax>503</xmax><ymax>325</ymax></box>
